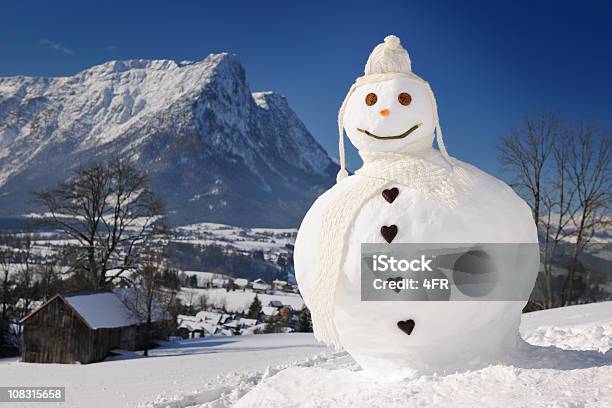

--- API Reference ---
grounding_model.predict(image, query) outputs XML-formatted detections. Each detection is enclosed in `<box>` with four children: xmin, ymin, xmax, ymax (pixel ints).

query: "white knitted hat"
<box><xmin>364</xmin><ymin>35</ymin><xmax>412</xmax><ymax>76</ymax></box>
<box><xmin>336</xmin><ymin>35</ymin><xmax>455</xmax><ymax>181</ymax></box>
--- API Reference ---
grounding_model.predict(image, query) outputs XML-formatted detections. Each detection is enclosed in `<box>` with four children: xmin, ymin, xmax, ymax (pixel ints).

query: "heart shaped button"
<box><xmin>382</xmin><ymin>187</ymin><xmax>399</xmax><ymax>203</ymax></box>
<box><xmin>380</xmin><ymin>225</ymin><xmax>398</xmax><ymax>243</ymax></box>
<box><xmin>397</xmin><ymin>319</ymin><xmax>415</xmax><ymax>335</ymax></box>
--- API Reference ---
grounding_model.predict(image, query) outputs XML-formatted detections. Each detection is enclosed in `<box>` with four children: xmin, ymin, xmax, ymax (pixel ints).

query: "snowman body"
<box><xmin>294</xmin><ymin>35</ymin><xmax>538</xmax><ymax>376</ymax></box>
<box><xmin>295</xmin><ymin>154</ymin><xmax>537</xmax><ymax>375</ymax></box>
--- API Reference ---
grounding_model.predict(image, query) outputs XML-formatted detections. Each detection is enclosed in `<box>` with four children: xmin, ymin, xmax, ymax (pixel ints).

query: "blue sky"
<box><xmin>1</xmin><ymin>0</ymin><xmax>610</xmax><ymax>177</ymax></box>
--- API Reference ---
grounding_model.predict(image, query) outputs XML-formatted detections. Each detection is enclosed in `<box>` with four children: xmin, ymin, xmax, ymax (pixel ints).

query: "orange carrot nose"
<box><xmin>379</xmin><ymin>109</ymin><xmax>390</xmax><ymax>117</ymax></box>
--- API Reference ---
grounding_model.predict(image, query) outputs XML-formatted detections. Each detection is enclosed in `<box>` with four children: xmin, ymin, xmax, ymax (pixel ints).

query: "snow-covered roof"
<box><xmin>224</xmin><ymin>319</ymin><xmax>239</xmax><ymax>328</ymax></box>
<box><xmin>177</xmin><ymin>314</ymin><xmax>199</xmax><ymax>323</ymax></box>
<box><xmin>241</xmin><ymin>322</ymin><xmax>267</xmax><ymax>335</ymax></box>
<box><xmin>22</xmin><ymin>288</ymin><xmax>171</xmax><ymax>329</ymax></box>
<box><xmin>234</xmin><ymin>278</ymin><xmax>249</xmax><ymax>287</ymax></box>
<box><xmin>195</xmin><ymin>311</ymin><xmax>230</xmax><ymax>325</ymax></box>
<box><xmin>253</xmin><ymin>282</ymin><xmax>270</xmax><ymax>291</ymax></box>
<box><xmin>63</xmin><ymin>291</ymin><xmax>140</xmax><ymax>329</ymax></box>
<box><xmin>262</xmin><ymin>306</ymin><xmax>278</xmax><ymax>316</ymax></box>
<box><xmin>212</xmin><ymin>277</ymin><xmax>229</xmax><ymax>286</ymax></box>
<box><xmin>239</xmin><ymin>318</ymin><xmax>258</xmax><ymax>327</ymax></box>
<box><xmin>269</xmin><ymin>300</ymin><xmax>283</xmax><ymax>308</ymax></box>
<box><xmin>178</xmin><ymin>320</ymin><xmax>216</xmax><ymax>335</ymax></box>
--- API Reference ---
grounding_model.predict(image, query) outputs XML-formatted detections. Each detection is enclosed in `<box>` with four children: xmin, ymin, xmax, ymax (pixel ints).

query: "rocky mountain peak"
<box><xmin>0</xmin><ymin>53</ymin><xmax>337</xmax><ymax>227</ymax></box>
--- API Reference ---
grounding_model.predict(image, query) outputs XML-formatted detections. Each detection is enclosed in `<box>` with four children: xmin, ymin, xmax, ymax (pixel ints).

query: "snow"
<box><xmin>2</xmin><ymin>302</ymin><xmax>612</xmax><ymax>407</ymax></box>
<box><xmin>0</xmin><ymin>334</ymin><xmax>327</xmax><ymax>408</ymax></box>
<box><xmin>62</xmin><ymin>291</ymin><xmax>140</xmax><ymax>329</ymax></box>
<box><xmin>238</xmin><ymin>318</ymin><xmax>258</xmax><ymax>327</ymax></box>
<box><xmin>251</xmin><ymin>282</ymin><xmax>269</xmax><ymax>291</ymax></box>
<box><xmin>236</xmin><ymin>360</ymin><xmax>611</xmax><ymax>408</ymax></box>
<box><xmin>178</xmin><ymin>288</ymin><xmax>304</xmax><ymax>313</ymax></box>
<box><xmin>521</xmin><ymin>302</ymin><xmax>612</xmax><ymax>353</ymax></box>
<box><xmin>182</xmin><ymin>271</ymin><xmax>231</xmax><ymax>287</ymax></box>
<box><xmin>194</xmin><ymin>311</ymin><xmax>229</xmax><ymax>326</ymax></box>
<box><xmin>236</xmin><ymin>302</ymin><xmax>612</xmax><ymax>408</ymax></box>
<box><xmin>0</xmin><ymin>303</ymin><xmax>611</xmax><ymax>407</ymax></box>
<box><xmin>177</xmin><ymin>320</ymin><xmax>216</xmax><ymax>336</ymax></box>
<box><xmin>262</xmin><ymin>306</ymin><xmax>279</xmax><ymax>317</ymax></box>
<box><xmin>173</xmin><ymin>223</ymin><xmax>297</xmax><ymax>253</ymax></box>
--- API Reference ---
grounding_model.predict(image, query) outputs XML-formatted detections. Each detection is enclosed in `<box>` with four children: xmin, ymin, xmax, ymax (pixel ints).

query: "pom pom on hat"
<box><xmin>364</xmin><ymin>35</ymin><xmax>412</xmax><ymax>76</ymax></box>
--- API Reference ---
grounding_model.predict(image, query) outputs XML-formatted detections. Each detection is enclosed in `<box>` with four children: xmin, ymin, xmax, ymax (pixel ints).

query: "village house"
<box><xmin>268</xmin><ymin>300</ymin><xmax>283</xmax><ymax>308</ymax></box>
<box><xmin>176</xmin><ymin>317</ymin><xmax>215</xmax><ymax>339</ymax></box>
<box><xmin>184</xmin><ymin>271</ymin><xmax>232</xmax><ymax>288</ymax></box>
<box><xmin>176</xmin><ymin>311</ymin><xmax>260</xmax><ymax>338</ymax></box>
<box><xmin>262</xmin><ymin>306</ymin><xmax>278</xmax><ymax>317</ymax></box>
<box><xmin>252</xmin><ymin>278</ymin><xmax>271</xmax><ymax>293</ymax></box>
<box><xmin>222</xmin><ymin>317</ymin><xmax>258</xmax><ymax>332</ymax></box>
<box><xmin>233</xmin><ymin>278</ymin><xmax>249</xmax><ymax>290</ymax></box>
<box><xmin>271</xmin><ymin>279</ymin><xmax>288</xmax><ymax>291</ymax></box>
<box><xmin>260</xmin><ymin>301</ymin><xmax>297</xmax><ymax>329</ymax></box>
<box><xmin>176</xmin><ymin>311</ymin><xmax>232</xmax><ymax>339</ymax></box>
<box><xmin>20</xmin><ymin>290</ymin><xmax>170</xmax><ymax>364</ymax></box>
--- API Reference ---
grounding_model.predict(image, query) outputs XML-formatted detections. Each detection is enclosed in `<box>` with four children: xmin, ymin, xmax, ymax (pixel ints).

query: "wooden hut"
<box><xmin>20</xmin><ymin>290</ymin><xmax>147</xmax><ymax>364</ymax></box>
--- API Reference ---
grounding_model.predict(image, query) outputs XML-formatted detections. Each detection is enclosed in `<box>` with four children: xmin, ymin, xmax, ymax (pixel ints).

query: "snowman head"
<box><xmin>337</xmin><ymin>36</ymin><xmax>447</xmax><ymax>180</ymax></box>
<box><xmin>343</xmin><ymin>77</ymin><xmax>436</xmax><ymax>153</ymax></box>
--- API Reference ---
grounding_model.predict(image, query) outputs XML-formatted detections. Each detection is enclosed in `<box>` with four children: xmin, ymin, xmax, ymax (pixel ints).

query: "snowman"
<box><xmin>294</xmin><ymin>35</ymin><xmax>539</xmax><ymax>376</ymax></box>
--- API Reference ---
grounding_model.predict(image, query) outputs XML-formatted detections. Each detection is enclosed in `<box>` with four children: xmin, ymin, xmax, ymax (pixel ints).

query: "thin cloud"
<box><xmin>39</xmin><ymin>39</ymin><xmax>75</xmax><ymax>56</ymax></box>
<box><xmin>104</xmin><ymin>45</ymin><xmax>118</xmax><ymax>53</ymax></box>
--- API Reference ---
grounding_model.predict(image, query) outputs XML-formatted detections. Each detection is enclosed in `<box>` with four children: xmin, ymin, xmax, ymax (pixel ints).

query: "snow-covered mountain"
<box><xmin>0</xmin><ymin>54</ymin><xmax>338</xmax><ymax>226</ymax></box>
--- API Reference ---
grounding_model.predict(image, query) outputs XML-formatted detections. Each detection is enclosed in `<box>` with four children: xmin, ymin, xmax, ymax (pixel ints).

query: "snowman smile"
<box><xmin>357</xmin><ymin>123</ymin><xmax>422</xmax><ymax>140</ymax></box>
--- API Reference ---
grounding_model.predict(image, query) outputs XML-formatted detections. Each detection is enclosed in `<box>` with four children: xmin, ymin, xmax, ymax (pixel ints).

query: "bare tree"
<box><xmin>498</xmin><ymin>113</ymin><xmax>558</xmax><ymax>227</ymax></box>
<box><xmin>537</xmin><ymin>128</ymin><xmax>576</xmax><ymax>308</ymax></box>
<box><xmin>0</xmin><ymin>233</ymin><xmax>24</xmax><ymax>349</ymax></box>
<box><xmin>499</xmin><ymin>114</ymin><xmax>560</xmax><ymax>308</ymax></box>
<box><xmin>14</xmin><ymin>234</ymin><xmax>36</xmax><ymax>319</ymax></box>
<box><xmin>499</xmin><ymin>115</ymin><xmax>611</xmax><ymax>308</ymax></box>
<box><xmin>0</xmin><ymin>235</ymin><xmax>15</xmax><ymax>345</ymax></box>
<box><xmin>34</xmin><ymin>260</ymin><xmax>63</xmax><ymax>302</ymax></box>
<box><xmin>122</xmin><ymin>245</ymin><xmax>174</xmax><ymax>356</ymax></box>
<box><xmin>562</xmin><ymin>126</ymin><xmax>611</xmax><ymax>305</ymax></box>
<box><xmin>35</xmin><ymin>159</ymin><xmax>165</xmax><ymax>289</ymax></box>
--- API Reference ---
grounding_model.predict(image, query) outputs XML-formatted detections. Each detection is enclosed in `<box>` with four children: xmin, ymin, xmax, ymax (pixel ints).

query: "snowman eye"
<box><xmin>365</xmin><ymin>93</ymin><xmax>378</xmax><ymax>106</ymax></box>
<box><xmin>398</xmin><ymin>92</ymin><xmax>412</xmax><ymax>106</ymax></box>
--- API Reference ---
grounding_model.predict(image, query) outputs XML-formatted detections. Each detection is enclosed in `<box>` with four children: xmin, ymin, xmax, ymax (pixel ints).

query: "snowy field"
<box><xmin>173</xmin><ymin>223</ymin><xmax>296</xmax><ymax>253</ymax></box>
<box><xmin>179</xmin><ymin>287</ymin><xmax>304</xmax><ymax>313</ymax></box>
<box><xmin>0</xmin><ymin>302</ymin><xmax>611</xmax><ymax>407</ymax></box>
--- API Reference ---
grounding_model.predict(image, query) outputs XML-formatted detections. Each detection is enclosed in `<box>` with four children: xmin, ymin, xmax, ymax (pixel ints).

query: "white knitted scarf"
<box><xmin>310</xmin><ymin>143</ymin><xmax>472</xmax><ymax>348</ymax></box>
